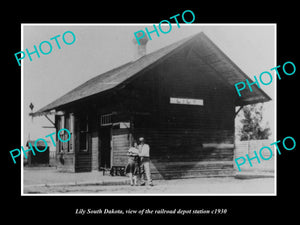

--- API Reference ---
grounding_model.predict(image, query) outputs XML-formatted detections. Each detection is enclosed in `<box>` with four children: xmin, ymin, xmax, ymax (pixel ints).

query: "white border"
<box><xmin>274</xmin><ymin>24</ymin><xmax>277</xmax><ymax>196</ymax></box>
<box><xmin>21</xmin><ymin>23</ymin><xmax>277</xmax><ymax>196</ymax></box>
<box><xmin>21</xmin><ymin>24</ymin><xmax>24</xmax><ymax>195</ymax></box>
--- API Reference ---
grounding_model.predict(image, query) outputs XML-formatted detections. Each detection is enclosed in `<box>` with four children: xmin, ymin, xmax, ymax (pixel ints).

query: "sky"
<box><xmin>22</xmin><ymin>24</ymin><xmax>276</xmax><ymax>148</ymax></box>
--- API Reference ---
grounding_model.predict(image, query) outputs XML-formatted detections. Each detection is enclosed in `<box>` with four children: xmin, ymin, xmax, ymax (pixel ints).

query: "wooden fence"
<box><xmin>235</xmin><ymin>139</ymin><xmax>275</xmax><ymax>172</ymax></box>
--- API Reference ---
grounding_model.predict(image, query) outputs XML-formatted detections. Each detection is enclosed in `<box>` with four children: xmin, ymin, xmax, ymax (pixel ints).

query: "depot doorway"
<box><xmin>99</xmin><ymin>126</ymin><xmax>112</xmax><ymax>168</ymax></box>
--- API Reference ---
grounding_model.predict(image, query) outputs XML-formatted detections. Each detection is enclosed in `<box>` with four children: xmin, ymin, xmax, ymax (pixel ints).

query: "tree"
<box><xmin>238</xmin><ymin>103</ymin><xmax>271</xmax><ymax>141</ymax></box>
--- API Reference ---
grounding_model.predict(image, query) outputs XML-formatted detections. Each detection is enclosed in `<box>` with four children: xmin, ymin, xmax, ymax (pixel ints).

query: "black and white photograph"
<box><xmin>4</xmin><ymin>4</ymin><xmax>299</xmax><ymax>220</ymax></box>
<box><xmin>21</xmin><ymin>24</ymin><xmax>276</xmax><ymax>195</ymax></box>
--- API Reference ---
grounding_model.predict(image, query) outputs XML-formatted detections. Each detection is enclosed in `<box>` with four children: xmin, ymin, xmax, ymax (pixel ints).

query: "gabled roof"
<box><xmin>33</xmin><ymin>32</ymin><xmax>271</xmax><ymax>116</ymax></box>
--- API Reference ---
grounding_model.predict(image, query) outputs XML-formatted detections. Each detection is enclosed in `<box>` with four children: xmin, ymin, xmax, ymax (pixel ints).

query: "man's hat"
<box><xmin>139</xmin><ymin>137</ymin><xmax>145</xmax><ymax>142</ymax></box>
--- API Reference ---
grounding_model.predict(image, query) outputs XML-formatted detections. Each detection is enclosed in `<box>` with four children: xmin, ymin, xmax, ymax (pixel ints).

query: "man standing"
<box><xmin>138</xmin><ymin>137</ymin><xmax>153</xmax><ymax>186</ymax></box>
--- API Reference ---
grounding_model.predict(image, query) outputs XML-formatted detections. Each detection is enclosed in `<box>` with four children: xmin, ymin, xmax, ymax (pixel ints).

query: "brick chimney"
<box><xmin>132</xmin><ymin>32</ymin><xmax>149</xmax><ymax>60</ymax></box>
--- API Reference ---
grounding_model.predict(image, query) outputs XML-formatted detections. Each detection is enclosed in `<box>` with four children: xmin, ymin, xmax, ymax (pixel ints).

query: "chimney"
<box><xmin>132</xmin><ymin>32</ymin><xmax>148</xmax><ymax>60</ymax></box>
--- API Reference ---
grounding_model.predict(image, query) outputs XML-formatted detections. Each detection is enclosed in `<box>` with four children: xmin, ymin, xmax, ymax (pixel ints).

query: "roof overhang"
<box><xmin>29</xmin><ymin>110</ymin><xmax>65</xmax><ymax>118</ymax></box>
<box><xmin>32</xmin><ymin>31</ymin><xmax>272</xmax><ymax>115</ymax></box>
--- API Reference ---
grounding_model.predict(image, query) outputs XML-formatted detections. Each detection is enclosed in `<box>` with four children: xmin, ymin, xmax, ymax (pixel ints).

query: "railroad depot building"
<box><xmin>32</xmin><ymin>32</ymin><xmax>271</xmax><ymax>179</ymax></box>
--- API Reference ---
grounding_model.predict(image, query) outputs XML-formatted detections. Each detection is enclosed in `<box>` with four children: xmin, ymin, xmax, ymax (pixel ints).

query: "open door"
<box><xmin>75</xmin><ymin>114</ymin><xmax>92</xmax><ymax>172</ymax></box>
<box><xmin>99</xmin><ymin>126</ymin><xmax>112</xmax><ymax>168</ymax></box>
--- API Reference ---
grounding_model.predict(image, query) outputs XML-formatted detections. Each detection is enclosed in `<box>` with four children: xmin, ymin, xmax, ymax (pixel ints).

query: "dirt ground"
<box><xmin>23</xmin><ymin>169</ymin><xmax>275</xmax><ymax>195</ymax></box>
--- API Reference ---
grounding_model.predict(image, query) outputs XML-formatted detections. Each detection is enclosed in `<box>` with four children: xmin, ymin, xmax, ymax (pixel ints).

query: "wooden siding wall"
<box><xmin>129</xmin><ymin>47</ymin><xmax>236</xmax><ymax>178</ymax></box>
<box><xmin>133</xmin><ymin>128</ymin><xmax>234</xmax><ymax>179</ymax></box>
<box><xmin>157</xmin><ymin>50</ymin><xmax>236</xmax><ymax>130</ymax></box>
<box><xmin>75</xmin><ymin>143</ymin><xmax>92</xmax><ymax>172</ymax></box>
